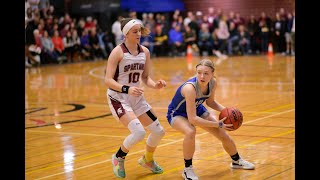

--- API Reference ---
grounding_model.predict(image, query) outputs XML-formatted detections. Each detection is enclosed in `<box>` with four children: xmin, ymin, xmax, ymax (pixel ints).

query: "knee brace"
<box><xmin>146</xmin><ymin>119</ymin><xmax>165</xmax><ymax>147</ymax></box>
<box><xmin>123</xmin><ymin>119</ymin><xmax>146</xmax><ymax>150</ymax></box>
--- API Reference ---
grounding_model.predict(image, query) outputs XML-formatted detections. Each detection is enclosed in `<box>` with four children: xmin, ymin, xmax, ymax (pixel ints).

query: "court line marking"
<box><xmin>89</xmin><ymin>66</ymin><xmax>105</xmax><ymax>79</ymax></box>
<box><xmin>140</xmin><ymin>129</ymin><xmax>295</xmax><ymax>180</ymax></box>
<box><xmin>31</xmin><ymin>108</ymin><xmax>294</xmax><ymax>179</ymax></box>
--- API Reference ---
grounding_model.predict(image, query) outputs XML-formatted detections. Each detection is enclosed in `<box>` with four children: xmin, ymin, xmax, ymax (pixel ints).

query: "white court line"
<box><xmin>26</xmin><ymin>130</ymin><xmax>176</xmax><ymax>142</ymax></box>
<box><xmin>26</xmin><ymin>130</ymin><xmax>126</xmax><ymax>138</ymax></box>
<box><xmin>34</xmin><ymin>108</ymin><xmax>295</xmax><ymax>179</ymax></box>
<box><xmin>89</xmin><ymin>66</ymin><xmax>105</xmax><ymax>79</ymax></box>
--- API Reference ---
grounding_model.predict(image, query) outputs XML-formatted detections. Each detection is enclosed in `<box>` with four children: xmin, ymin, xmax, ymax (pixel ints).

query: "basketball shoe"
<box><xmin>138</xmin><ymin>155</ymin><xmax>163</xmax><ymax>174</ymax></box>
<box><xmin>230</xmin><ymin>158</ymin><xmax>255</xmax><ymax>170</ymax></box>
<box><xmin>111</xmin><ymin>154</ymin><xmax>126</xmax><ymax>178</ymax></box>
<box><xmin>182</xmin><ymin>165</ymin><xmax>199</xmax><ymax>180</ymax></box>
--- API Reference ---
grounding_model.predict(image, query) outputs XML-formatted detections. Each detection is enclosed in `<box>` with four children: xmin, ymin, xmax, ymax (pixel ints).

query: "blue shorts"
<box><xmin>167</xmin><ymin>104</ymin><xmax>208</xmax><ymax>126</ymax></box>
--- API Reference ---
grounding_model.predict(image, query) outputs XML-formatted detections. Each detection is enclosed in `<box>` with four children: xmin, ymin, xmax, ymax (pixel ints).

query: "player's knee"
<box><xmin>146</xmin><ymin>120</ymin><xmax>165</xmax><ymax>147</ymax></box>
<box><xmin>133</xmin><ymin>130</ymin><xmax>146</xmax><ymax>142</ymax></box>
<box><xmin>185</xmin><ymin>127</ymin><xmax>196</xmax><ymax>138</ymax></box>
<box><xmin>123</xmin><ymin>119</ymin><xmax>146</xmax><ymax>149</ymax></box>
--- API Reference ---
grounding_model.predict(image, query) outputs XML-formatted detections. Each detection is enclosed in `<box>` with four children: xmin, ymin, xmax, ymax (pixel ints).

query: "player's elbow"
<box><xmin>104</xmin><ymin>77</ymin><xmax>112</xmax><ymax>87</ymax></box>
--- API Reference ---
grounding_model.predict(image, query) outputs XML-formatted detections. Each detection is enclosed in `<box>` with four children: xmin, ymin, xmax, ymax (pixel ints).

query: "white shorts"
<box><xmin>107</xmin><ymin>89</ymin><xmax>152</xmax><ymax>120</ymax></box>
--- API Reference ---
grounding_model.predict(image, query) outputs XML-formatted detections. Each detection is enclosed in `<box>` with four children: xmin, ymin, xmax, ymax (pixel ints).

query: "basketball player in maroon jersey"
<box><xmin>105</xmin><ymin>18</ymin><xmax>166</xmax><ymax>178</ymax></box>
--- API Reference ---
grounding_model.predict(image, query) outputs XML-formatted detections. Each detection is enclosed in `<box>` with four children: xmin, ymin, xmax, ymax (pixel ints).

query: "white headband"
<box><xmin>122</xmin><ymin>19</ymin><xmax>143</xmax><ymax>35</ymax></box>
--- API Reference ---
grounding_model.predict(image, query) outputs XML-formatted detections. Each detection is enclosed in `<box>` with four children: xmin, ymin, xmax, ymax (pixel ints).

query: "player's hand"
<box><xmin>129</xmin><ymin>86</ymin><xmax>144</xmax><ymax>96</ymax></box>
<box><xmin>155</xmin><ymin>80</ymin><xmax>166</xmax><ymax>89</ymax></box>
<box><xmin>218</xmin><ymin>117</ymin><xmax>233</xmax><ymax>130</ymax></box>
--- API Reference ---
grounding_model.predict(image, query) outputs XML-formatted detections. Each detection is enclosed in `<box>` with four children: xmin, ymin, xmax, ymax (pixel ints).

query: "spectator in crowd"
<box><xmin>216</xmin><ymin>14</ymin><xmax>229</xmax><ymax>56</ymax></box>
<box><xmin>140</xmin><ymin>24</ymin><xmax>155</xmax><ymax>55</ymax></box>
<box><xmin>184</xmin><ymin>25</ymin><xmax>199</xmax><ymax>54</ymax></box>
<box><xmin>41</xmin><ymin>30</ymin><xmax>58</xmax><ymax>63</ymax></box>
<box><xmin>51</xmin><ymin>30</ymin><xmax>66</xmax><ymax>63</ymax></box>
<box><xmin>227</xmin><ymin>22</ymin><xmax>240</xmax><ymax>55</ymax></box>
<box><xmin>238</xmin><ymin>25</ymin><xmax>251</xmax><ymax>55</ymax></box>
<box><xmin>28</xmin><ymin>0</ymin><xmax>40</xmax><ymax>11</ymax></box>
<box><xmin>285</xmin><ymin>12</ymin><xmax>295</xmax><ymax>55</ymax></box>
<box><xmin>168</xmin><ymin>24</ymin><xmax>185</xmax><ymax>56</ymax></box>
<box><xmin>247</xmin><ymin>15</ymin><xmax>260</xmax><ymax>54</ymax></box>
<box><xmin>80</xmin><ymin>29</ymin><xmax>93</xmax><ymax>60</ymax></box>
<box><xmin>258</xmin><ymin>12</ymin><xmax>271</xmax><ymax>53</ymax></box>
<box><xmin>102</xmin><ymin>30</ymin><xmax>115</xmax><ymax>57</ymax></box>
<box><xmin>153</xmin><ymin>25</ymin><xmax>168</xmax><ymax>57</ymax></box>
<box><xmin>112</xmin><ymin>15</ymin><xmax>124</xmax><ymax>45</ymax></box>
<box><xmin>89</xmin><ymin>28</ymin><xmax>106</xmax><ymax>60</ymax></box>
<box><xmin>272</xmin><ymin>12</ymin><xmax>286</xmax><ymax>54</ymax></box>
<box><xmin>197</xmin><ymin>23</ymin><xmax>212</xmax><ymax>56</ymax></box>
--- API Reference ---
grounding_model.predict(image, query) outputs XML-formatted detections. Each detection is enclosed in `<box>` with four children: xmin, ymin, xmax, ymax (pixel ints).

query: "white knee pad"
<box><xmin>146</xmin><ymin>119</ymin><xmax>165</xmax><ymax>147</ymax></box>
<box><xmin>123</xmin><ymin>119</ymin><xmax>146</xmax><ymax>150</ymax></box>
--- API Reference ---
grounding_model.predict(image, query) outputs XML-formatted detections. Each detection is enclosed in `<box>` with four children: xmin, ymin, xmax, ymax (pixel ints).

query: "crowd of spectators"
<box><xmin>25</xmin><ymin>0</ymin><xmax>295</xmax><ymax>68</ymax></box>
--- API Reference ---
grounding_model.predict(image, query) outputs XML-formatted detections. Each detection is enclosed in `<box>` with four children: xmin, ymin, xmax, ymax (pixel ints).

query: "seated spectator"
<box><xmin>71</xmin><ymin>29</ymin><xmax>82</xmax><ymax>61</ymax></box>
<box><xmin>41</xmin><ymin>30</ymin><xmax>58</xmax><ymax>63</ymax></box>
<box><xmin>211</xmin><ymin>29</ymin><xmax>228</xmax><ymax>59</ymax></box>
<box><xmin>227</xmin><ymin>22</ymin><xmax>240</xmax><ymax>55</ymax></box>
<box><xmin>140</xmin><ymin>24</ymin><xmax>154</xmax><ymax>55</ymax></box>
<box><xmin>153</xmin><ymin>25</ymin><xmax>168</xmax><ymax>57</ymax></box>
<box><xmin>197</xmin><ymin>24</ymin><xmax>212</xmax><ymax>56</ymax></box>
<box><xmin>238</xmin><ymin>25</ymin><xmax>251</xmax><ymax>55</ymax></box>
<box><xmin>80</xmin><ymin>29</ymin><xmax>93</xmax><ymax>60</ymax></box>
<box><xmin>63</xmin><ymin>30</ymin><xmax>76</xmax><ymax>62</ymax></box>
<box><xmin>102</xmin><ymin>30</ymin><xmax>115</xmax><ymax>57</ymax></box>
<box><xmin>97</xmin><ymin>28</ymin><xmax>109</xmax><ymax>58</ymax></box>
<box><xmin>51</xmin><ymin>30</ymin><xmax>66</xmax><ymax>63</ymax></box>
<box><xmin>215</xmin><ymin>14</ymin><xmax>229</xmax><ymax>56</ymax></box>
<box><xmin>183</xmin><ymin>25</ymin><xmax>199</xmax><ymax>54</ymax></box>
<box><xmin>89</xmin><ymin>28</ymin><xmax>106</xmax><ymax>60</ymax></box>
<box><xmin>168</xmin><ymin>24</ymin><xmax>185</xmax><ymax>56</ymax></box>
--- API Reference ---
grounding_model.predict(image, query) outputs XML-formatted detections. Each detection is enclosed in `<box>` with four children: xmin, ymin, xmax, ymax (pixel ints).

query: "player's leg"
<box><xmin>137</xmin><ymin>109</ymin><xmax>165</xmax><ymax>174</ymax></box>
<box><xmin>171</xmin><ymin>116</ymin><xmax>198</xmax><ymax>180</ymax></box>
<box><xmin>108</xmin><ymin>92</ymin><xmax>147</xmax><ymax>178</ymax></box>
<box><xmin>200</xmin><ymin>113</ymin><xmax>255</xmax><ymax>170</ymax></box>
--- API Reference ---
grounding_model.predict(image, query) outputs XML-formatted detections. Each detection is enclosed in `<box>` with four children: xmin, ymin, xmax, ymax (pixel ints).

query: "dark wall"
<box><xmin>183</xmin><ymin>0</ymin><xmax>295</xmax><ymax>18</ymax></box>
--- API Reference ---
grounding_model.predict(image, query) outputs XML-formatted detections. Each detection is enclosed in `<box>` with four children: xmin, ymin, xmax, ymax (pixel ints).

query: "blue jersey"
<box><xmin>166</xmin><ymin>76</ymin><xmax>215</xmax><ymax>124</ymax></box>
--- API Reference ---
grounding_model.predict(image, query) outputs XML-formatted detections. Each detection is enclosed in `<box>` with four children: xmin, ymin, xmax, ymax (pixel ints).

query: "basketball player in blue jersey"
<box><xmin>167</xmin><ymin>59</ymin><xmax>255</xmax><ymax>180</ymax></box>
<box><xmin>105</xmin><ymin>18</ymin><xmax>167</xmax><ymax>178</ymax></box>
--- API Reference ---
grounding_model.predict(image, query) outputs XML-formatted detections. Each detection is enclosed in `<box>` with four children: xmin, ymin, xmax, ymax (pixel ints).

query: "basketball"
<box><xmin>219</xmin><ymin>107</ymin><xmax>243</xmax><ymax>131</ymax></box>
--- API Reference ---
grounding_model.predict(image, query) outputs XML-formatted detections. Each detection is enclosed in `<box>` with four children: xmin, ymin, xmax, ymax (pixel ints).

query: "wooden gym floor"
<box><xmin>25</xmin><ymin>54</ymin><xmax>295</xmax><ymax>180</ymax></box>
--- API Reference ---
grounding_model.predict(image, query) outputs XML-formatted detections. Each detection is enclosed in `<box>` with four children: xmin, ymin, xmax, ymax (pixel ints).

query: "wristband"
<box><xmin>121</xmin><ymin>85</ymin><xmax>130</xmax><ymax>94</ymax></box>
<box><xmin>218</xmin><ymin>121</ymin><xmax>223</xmax><ymax>128</ymax></box>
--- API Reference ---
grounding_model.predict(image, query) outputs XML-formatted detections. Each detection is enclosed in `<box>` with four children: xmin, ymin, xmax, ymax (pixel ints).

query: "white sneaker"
<box><xmin>230</xmin><ymin>158</ymin><xmax>255</xmax><ymax>170</ymax></box>
<box><xmin>182</xmin><ymin>166</ymin><xmax>199</xmax><ymax>180</ymax></box>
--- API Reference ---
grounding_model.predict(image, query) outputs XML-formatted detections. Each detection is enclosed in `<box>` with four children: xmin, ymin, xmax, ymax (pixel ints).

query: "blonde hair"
<box><xmin>195</xmin><ymin>59</ymin><xmax>215</xmax><ymax>72</ymax></box>
<box><xmin>120</xmin><ymin>18</ymin><xmax>150</xmax><ymax>37</ymax></box>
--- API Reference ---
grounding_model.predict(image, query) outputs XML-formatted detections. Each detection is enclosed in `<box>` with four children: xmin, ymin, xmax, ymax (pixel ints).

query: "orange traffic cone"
<box><xmin>268</xmin><ymin>43</ymin><xmax>274</xmax><ymax>56</ymax></box>
<box><xmin>186</xmin><ymin>45</ymin><xmax>193</xmax><ymax>71</ymax></box>
<box><xmin>187</xmin><ymin>45</ymin><xmax>193</xmax><ymax>58</ymax></box>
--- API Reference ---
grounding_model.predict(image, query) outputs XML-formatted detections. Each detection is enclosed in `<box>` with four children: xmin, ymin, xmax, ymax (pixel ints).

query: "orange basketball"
<box><xmin>219</xmin><ymin>107</ymin><xmax>243</xmax><ymax>131</ymax></box>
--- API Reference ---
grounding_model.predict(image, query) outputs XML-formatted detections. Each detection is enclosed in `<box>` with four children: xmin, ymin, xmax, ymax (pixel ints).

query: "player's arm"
<box><xmin>206</xmin><ymin>80</ymin><xmax>225</xmax><ymax>112</ymax></box>
<box><xmin>104</xmin><ymin>46</ymin><xmax>143</xmax><ymax>96</ymax></box>
<box><xmin>141</xmin><ymin>46</ymin><xmax>166</xmax><ymax>89</ymax></box>
<box><xmin>105</xmin><ymin>46</ymin><xmax>123</xmax><ymax>91</ymax></box>
<box><xmin>183</xmin><ymin>84</ymin><xmax>220</xmax><ymax>128</ymax></box>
